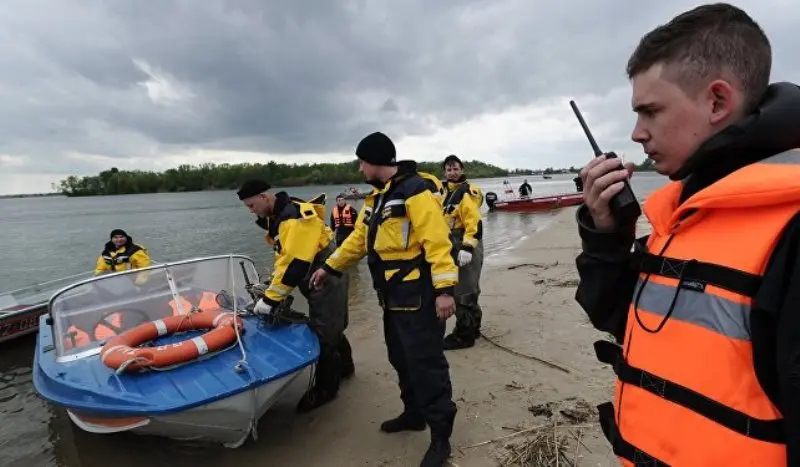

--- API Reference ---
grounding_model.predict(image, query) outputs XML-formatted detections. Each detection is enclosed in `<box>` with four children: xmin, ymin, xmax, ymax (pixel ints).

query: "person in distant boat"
<box><xmin>93</xmin><ymin>229</ymin><xmax>152</xmax><ymax>285</ymax></box>
<box><xmin>237</xmin><ymin>179</ymin><xmax>354</xmax><ymax>413</ymax></box>
<box><xmin>573</xmin><ymin>175</ymin><xmax>584</xmax><ymax>192</ymax></box>
<box><xmin>330</xmin><ymin>194</ymin><xmax>358</xmax><ymax>246</ymax></box>
<box><xmin>440</xmin><ymin>154</ymin><xmax>484</xmax><ymax>350</ymax></box>
<box><xmin>518</xmin><ymin>179</ymin><xmax>532</xmax><ymax>198</ymax></box>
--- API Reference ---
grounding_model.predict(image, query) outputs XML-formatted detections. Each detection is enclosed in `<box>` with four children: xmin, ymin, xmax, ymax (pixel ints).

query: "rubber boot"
<box><xmin>296</xmin><ymin>343</ymin><xmax>340</xmax><ymax>413</ymax></box>
<box><xmin>296</xmin><ymin>387</ymin><xmax>337</xmax><ymax>413</ymax></box>
<box><xmin>443</xmin><ymin>333</ymin><xmax>474</xmax><ymax>350</ymax></box>
<box><xmin>380</xmin><ymin>412</ymin><xmax>427</xmax><ymax>433</ymax></box>
<box><xmin>339</xmin><ymin>335</ymin><xmax>355</xmax><ymax>379</ymax></box>
<box><xmin>420</xmin><ymin>438</ymin><xmax>452</xmax><ymax>467</ymax></box>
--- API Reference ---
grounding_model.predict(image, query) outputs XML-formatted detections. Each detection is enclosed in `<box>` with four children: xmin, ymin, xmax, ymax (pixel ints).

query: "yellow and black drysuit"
<box><xmin>93</xmin><ymin>230</ymin><xmax>152</xmax><ymax>286</ymax></box>
<box><xmin>255</xmin><ymin>191</ymin><xmax>353</xmax><ymax>411</ymax></box>
<box><xmin>442</xmin><ymin>176</ymin><xmax>484</xmax><ymax>349</ymax></box>
<box><xmin>419</xmin><ymin>171</ymin><xmax>446</xmax><ymax>207</ymax></box>
<box><xmin>322</xmin><ymin>160</ymin><xmax>459</xmax><ymax>443</ymax></box>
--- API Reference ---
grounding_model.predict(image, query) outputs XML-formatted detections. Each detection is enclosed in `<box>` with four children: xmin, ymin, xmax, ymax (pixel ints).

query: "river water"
<box><xmin>0</xmin><ymin>173</ymin><xmax>666</xmax><ymax>467</ymax></box>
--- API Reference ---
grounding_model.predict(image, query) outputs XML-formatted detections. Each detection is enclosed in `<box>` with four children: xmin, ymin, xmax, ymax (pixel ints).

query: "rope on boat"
<box><xmin>229</xmin><ymin>255</ymin><xmax>259</xmax><ymax>444</ymax></box>
<box><xmin>115</xmin><ymin>357</ymin><xmax>151</xmax><ymax>375</ymax></box>
<box><xmin>229</xmin><ymin>255</ymin><xmax>249</xmax><ymax>374</ymax></box>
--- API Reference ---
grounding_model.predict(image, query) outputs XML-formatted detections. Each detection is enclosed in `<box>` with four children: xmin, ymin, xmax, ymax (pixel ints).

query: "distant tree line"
<box><xmin>56</xmin><ymin>157</ymin><xmax>657</xmax><ymax>197</ymax></box>
<box><xmin>57</xmin><ymin>160</ymin><xmax>510</xmax><ymax>197</ymax></box>
<box><xmin>503</xmin><ymin>158</ymin><xmax>655</xmax><ymax>177</ymax></box>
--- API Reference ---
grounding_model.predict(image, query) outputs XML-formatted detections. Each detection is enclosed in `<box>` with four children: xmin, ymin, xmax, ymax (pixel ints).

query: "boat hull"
<box><xmin>34</xmin><ymin>313</ymin><xmax>319</xmax><ymax>448</ymax></box>
<box><xmin>65</xmin><ymin>365</ymin><xmax>313</xmax><ymax>448</ymax></box>
<box><xmin>0</xmin><ymin>304</ymin><xmax>47</xmax><ymax>344</ymax></box>
<box><xmin>487</xmin><ymin>192</ymin><xmax>584</xmax><ymax>212</ymax></box>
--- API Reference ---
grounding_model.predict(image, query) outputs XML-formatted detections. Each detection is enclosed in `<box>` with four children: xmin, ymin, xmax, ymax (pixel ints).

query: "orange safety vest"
<box><xmin>595</xmin><ymin>149</ymin><xmax>800</xmax><ymax>466</ymax></box>
<box><xmin>63</xmin><ymin>291</ymin><xmax>219</xmax><ymax>351</ymax></box>
<box><xmin>168</xmin><ymin>291</ymin><xmax>220</xmax><ymax>316</ymax></box>
<box><xmin>332</xmin><ymin>205</ymin><xmax>355</xmax><ymax>228</ymax></box>
<box><xmin>64</xmin><ymin>314</ymin><xmax>121</xmax><ymax>351</ymax></box>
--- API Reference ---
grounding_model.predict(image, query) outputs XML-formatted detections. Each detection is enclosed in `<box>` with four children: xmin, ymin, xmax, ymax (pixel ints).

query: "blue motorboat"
<box><xmin>32</xmin><ymin>254</ymin><xmax>319</xmax><ymax>448</ymax></box>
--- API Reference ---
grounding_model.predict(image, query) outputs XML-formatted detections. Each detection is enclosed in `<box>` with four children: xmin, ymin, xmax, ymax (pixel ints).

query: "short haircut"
<box><xmin>626</xmin><ymin>3</ymin><xmax>771</xmax><ymax>112</ymax></box>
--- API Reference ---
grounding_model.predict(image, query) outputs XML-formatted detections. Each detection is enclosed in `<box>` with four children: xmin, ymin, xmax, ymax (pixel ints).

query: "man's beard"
<box><xmin>365</xmin><ymin>177</ymin><xmax>385</xmax><ymax>190</ymax></box>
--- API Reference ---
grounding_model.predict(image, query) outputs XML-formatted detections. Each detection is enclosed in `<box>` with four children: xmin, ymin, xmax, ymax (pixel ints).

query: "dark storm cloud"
<box><xmin>0</xmin><ymin>0</ymin><xmax>796</xmax><ymax>178</ymax></box>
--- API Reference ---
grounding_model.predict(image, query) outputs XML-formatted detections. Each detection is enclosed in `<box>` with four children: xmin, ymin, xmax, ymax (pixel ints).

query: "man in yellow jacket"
<box><xmin>94</xmin><ymin>229</ymin><xmax>152</xmax><ymax>285</ymax></box>
<box><xmin>441</xmin><ymin>154</ymin><xmax>484</xmax><ymax>350</ymax></box>
<box><xmin>418</xmin><ymin>171</ymin><xmax>446</xmax><ymax>207</ymax></box>
<box><xmin>310</xmin><ymin>131</ymin><xmax>458</xmax><ymax>467</ymax></box>
<box><xmin>237</xmin><ymin>179</ymin><xmax>354</xmax><ymax>413</ymax></box>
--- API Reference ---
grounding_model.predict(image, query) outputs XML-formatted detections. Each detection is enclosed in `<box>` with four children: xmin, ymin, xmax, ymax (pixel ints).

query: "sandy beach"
<box><xmin>205</xmin><ymin>205</ymin><xmax>622</xmax><ymax>467</ymax></box>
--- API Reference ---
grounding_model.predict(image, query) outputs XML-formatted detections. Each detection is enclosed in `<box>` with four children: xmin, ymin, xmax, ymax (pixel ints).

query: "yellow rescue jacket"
<box><xmin>443</xmin><ymin>179</ymin><xmax>483</xmax><ymax>251</ymax></box>
<box><xmin>324</xmin><ymin>161</ymin><xmax>458</xmax><ymax>310</ymax></box>
<box><xmin>418</xmin><ymin>171</ymin><xmax>445</xmax><ymax>207</ymax></box>
<box><xmin>94</xmin><ymin>242</ymin><xmax>151</xmax><ymax>275</ymax></box>
<box><xmin>255</xmin><ymin>192</ymin><xmax>333</xmax><ymax>306</ymax></box>
<box><xmin>596</xmin><ymin>149</ymin><xmax>800</xmax><ymax>466</ymax></box>
<box><xmin>94</xmin><ymin>240</ymin><xmax>152</xmax><ymax>286</ymax></box>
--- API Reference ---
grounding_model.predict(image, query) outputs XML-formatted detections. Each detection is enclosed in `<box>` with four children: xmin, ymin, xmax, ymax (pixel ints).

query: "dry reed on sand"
<box><xmin>495</xmin><ymin>422</ymin><xmax>586</xmax><ymax>467</ymax></box>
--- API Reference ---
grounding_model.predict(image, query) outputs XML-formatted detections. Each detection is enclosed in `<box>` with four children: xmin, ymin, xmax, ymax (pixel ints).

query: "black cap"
<box><xmin>355</xmin><ymin>132</ymin><xmax>397</xmax><ymax>166</ymax></box>
<box><xmin>109</xmin><ymin>229</ymin><xmax>128</xmax><ymax>239</ymax></box>
<box><xmin>443</xmin><ymin>154</ymin><xmax>463</xmax><ymax>168</ymax></box>
<box><xmin>237</xmin><ymin>179</ymin><xmax>271</xmax><ymax>200</ymax></box>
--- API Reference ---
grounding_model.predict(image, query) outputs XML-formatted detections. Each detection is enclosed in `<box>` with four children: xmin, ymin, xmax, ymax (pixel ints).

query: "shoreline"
<box><xmin>34</xmin><ymin>206</ymin><xmax>619</xmax><ymax>467</ymax></box>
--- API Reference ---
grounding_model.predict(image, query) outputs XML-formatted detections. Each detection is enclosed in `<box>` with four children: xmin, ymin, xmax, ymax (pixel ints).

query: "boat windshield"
<box><xmin>48</xmin><ymin>255</ymin><xmax>259</xmax><ymax>361</ymax></box>
<box><xmin>0</xmin><ymin>270</ymin><xmax>96</xmax><ymax>314</ymax></box>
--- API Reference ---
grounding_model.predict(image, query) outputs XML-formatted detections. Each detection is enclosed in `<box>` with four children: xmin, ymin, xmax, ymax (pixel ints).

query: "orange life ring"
<box><xmin>100</xmin><ymin>308</ymin><xmax>244</xmax><ymax>373</ymax></box>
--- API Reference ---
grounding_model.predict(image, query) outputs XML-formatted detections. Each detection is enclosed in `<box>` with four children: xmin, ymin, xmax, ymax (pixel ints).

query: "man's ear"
<box><xmin>706</xmin><ymin>79</ymin><xmax>739</xmax><ymax>125</ymax></box>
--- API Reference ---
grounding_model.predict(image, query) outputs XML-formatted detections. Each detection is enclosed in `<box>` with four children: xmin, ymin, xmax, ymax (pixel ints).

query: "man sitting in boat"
<box><xmin>93</xmin><ymin>229</ymin><xmax>152</xmax><ymax>285</ymax></box>
<box><xmin>329</xmin><ymin>194</ymin><xmax>357</xmax><ymax>246</ymax></box>
<box><xmin>441</xmin><ymin>154</ymin><xmax>484</xmax><ymax>350</ymax></box>
<box><xmin>518</xmin><ymin>179</ymin><xmax>532</xmax><ymax>198</ymax></box>
<box><xmin>237</xmin><ymin>179</ymin><xmax>354</xmax><ymax>413</ymax></box>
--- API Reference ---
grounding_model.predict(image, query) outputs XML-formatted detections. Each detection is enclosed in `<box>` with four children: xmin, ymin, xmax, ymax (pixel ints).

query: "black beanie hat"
<box><xmin>355</xmin><ymin>132</ymin><xmax>397</xmax><ymax>166</ymax></box>
<box><xmin>443</xmin><ymin>154</ymin><xmax>463</xmax><ymax>168</ymax></box>
<box><xmin>110</xmin><ymin>229</ymin><xmax>128</xmax><ymax>239</ymax></box>
<box><xmin>237</xmin><ymin>179</ymin><xmax>271</xmax><ymax>200</ymax></box>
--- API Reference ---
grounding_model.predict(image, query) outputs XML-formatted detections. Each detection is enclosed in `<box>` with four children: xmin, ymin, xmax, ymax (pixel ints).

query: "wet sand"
<box><xmin>224</xmin><ymin>206</ymin><xmax>620</xmax><ymax>467</ymax></box>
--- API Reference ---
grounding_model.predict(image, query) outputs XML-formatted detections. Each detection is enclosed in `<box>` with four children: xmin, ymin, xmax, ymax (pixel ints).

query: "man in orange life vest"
<box><xmin>575</xmin><ymin>4</ymin><xmax>800</xmax><ymax>466</ymax></box>
<box><xmin>330</xmin><ymin>194</ymin><xmax>357</xmax><ymax>246</ymax></box>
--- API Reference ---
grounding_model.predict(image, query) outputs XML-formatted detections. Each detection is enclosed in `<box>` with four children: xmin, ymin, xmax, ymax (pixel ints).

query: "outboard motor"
<box><xmin>485</xmin><ymin>191</ymin><xmax>498</xmax><ymax>211</ymax></box>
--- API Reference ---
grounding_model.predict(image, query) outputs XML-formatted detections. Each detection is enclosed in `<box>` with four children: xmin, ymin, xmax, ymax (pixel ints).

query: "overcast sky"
<box><xmin>0</xmin><ymin>0</ymin><xmax>797</xmax><ymax>194</ymax></box>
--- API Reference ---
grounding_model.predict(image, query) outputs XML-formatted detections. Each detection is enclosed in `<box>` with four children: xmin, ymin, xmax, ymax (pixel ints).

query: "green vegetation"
<box><xmin>531</xmin><ymin>158</ymin><xmax>656</xmax><ymax>176</ymax></box>
<box><xmin>56</xmin><ymin>157</ymin><xmax>656</xmax><ymax>197</ymax></box>
<box><xmin>57</xmin><ymin>160</ymin><xmax>510</xmax><ymax>197</ymax></box>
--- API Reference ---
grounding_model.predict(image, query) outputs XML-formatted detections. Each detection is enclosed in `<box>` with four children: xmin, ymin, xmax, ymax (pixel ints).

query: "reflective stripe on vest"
<box><xmin>332</xmin><ymin>205</ymin><xmax>355</xmax><ymax>228</ymax></box>
<box><xmin>600</xmin><ymin>149</ymin><xmax>800</xmax><ymax>466</ymax></box>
